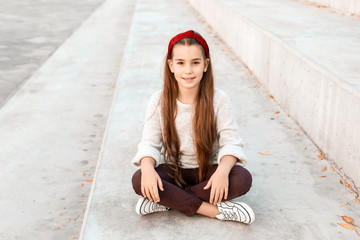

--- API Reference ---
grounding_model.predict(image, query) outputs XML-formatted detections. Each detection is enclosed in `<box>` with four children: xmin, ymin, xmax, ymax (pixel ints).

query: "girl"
<box><xmin>131</xmin><ymin>30</ymin><xmax>254</xmax><ymax>224</ymax></box>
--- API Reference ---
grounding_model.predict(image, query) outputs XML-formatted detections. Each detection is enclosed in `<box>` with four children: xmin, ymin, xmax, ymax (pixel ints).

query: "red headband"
<box><xmin>167</xmin><ymin>30</ymin><xmax>209</xmax><ymax>59</ymax></box>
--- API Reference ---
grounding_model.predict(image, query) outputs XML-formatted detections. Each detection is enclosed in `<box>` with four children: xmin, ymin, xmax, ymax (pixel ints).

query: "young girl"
<box><xmin>131</xmin><ymin>30</ymin><xmax>254</xmax><ymax>224</ymax></box>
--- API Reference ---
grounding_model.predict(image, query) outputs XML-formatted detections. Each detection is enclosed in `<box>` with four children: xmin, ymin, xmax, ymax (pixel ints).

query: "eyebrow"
<box><xmin>174</xmin><ymin>58</ymin><xmax>202</xmax><ymax>61</ymax></box>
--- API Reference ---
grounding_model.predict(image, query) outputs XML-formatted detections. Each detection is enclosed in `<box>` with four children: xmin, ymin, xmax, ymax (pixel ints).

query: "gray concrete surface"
<box><xmin>189</xmin><ymin>0</ymin><xmax>360</xmax><ymax>193</ymax></box>
<box><xmin>306</xmin><ymin>0</ymin><xmax>360</xmax><ymax>16</ymax></box>
<box><xmin>80</xmin><ymin>0</ymin><xmax>360</xmax><ymax>239</ymax></box>
<box><xmin>0</xmin><ymin>0</ymin><xmax>135</xmax><ymax>239</ymax></box>
<box><xmin>0</xmin><ymin>0</ymin><xmax>105</xmax><ymax>107</ymax></box>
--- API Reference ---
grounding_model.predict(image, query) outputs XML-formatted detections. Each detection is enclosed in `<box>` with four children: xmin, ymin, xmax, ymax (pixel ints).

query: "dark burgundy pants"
<box><xmin>132</xmin><ymin>164</ymin><xmax>252</xmax><ymax>216</ymax></box>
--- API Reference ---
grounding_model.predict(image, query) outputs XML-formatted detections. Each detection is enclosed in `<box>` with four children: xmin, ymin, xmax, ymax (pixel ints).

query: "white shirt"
<box><xmin>132</xmin><ymin>88</ymin><xmax>248</xmax><ymax>169</ymax></box>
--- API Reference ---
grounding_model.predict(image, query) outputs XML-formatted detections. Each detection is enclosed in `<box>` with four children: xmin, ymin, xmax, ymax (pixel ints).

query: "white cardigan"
<box><xmin>132</xmin><ymin>88</ymin><xmax>248</xmax><ymax>169</ymax></box>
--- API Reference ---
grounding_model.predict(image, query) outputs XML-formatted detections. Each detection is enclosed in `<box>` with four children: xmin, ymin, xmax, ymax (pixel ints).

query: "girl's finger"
<box><xmin>203</xmin><ymin>179</ymin><xmax>212</xmax><ymax>190</ymax></box>
<box><xmin>209</xmin><ymin>188</ymin><xmax>215</xmax><ymax>204</ymax></box>
<box><xmin>152</xmin><ymin>186</ymin><xmax>160</xmax><ymax>202</ymax></box>
<box><xmin>218</xmin><ymin>189</ymin><xmax>224</xmax><ymax>203</ymax></box>
<box><xmin>145</xmin><ymin>187</ymin><xmax>153</xmax><ymax>202</ymax></box>
<box><xmin>141</xmin><ymin>186</ymin><xmax>146</xmax><ymax>198</ymax></box>
<box><xmin>157</xmin><ymin>177</ymin><xmax>164</xmax><ymax>191</ymax></box>
<box><xmin>213</xmin><ymin>189</ymin><xmax>220</xmax><ymax>204</ymax></box>
<box><xmin>224</xmin><ymin>187</ymin><xmax>229</xmax><ymax>200</ymax></box>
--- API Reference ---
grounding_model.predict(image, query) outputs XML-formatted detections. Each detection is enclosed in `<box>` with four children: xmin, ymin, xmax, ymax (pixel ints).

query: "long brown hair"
<box><xmin>162</xmin><ymin>36</ymin><xmax>216</xmax><ymax>188</ymax></box>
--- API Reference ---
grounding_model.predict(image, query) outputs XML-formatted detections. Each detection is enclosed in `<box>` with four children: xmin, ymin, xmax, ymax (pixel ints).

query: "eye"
<box><xmin>193</xmin><ymin>61</ymin><xmax>200</xmax><ymax>65</ymax></box>
<box><xmin>176</xmin><ymin>62</ymin><xmax>184</xmax><ymax>65</ymax></box>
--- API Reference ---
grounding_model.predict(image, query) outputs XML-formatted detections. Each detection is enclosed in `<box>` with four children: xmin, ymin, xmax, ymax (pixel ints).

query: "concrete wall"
<box><xmin>188</xmin><ymin>0</ymin><xmax>360</xmax><ymax>191</ymax></box>
<box><xmin>307</xmin><ymin>0</ymin><xmax>360</xmax><ymax>16</ymax></box>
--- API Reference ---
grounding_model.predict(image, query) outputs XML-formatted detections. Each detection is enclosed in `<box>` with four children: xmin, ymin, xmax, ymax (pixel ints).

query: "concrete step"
<box><xmin>0</xmin><ymin>0</ymin><xmax>106</xmax><ymax>107</ymax></box>
<box><xmin>304</xmin><ymin>0</ymin><xmax>360</xmax><ymax>16</ymax></box>
<box><xmin>80</xmin><ymin>0</ymin><xmax>360</xmax><ymax>239</ymax></box>
<box><xmin>189</xmin><ymin>0</ymin><xmax>360</xmax><ymax>191</ymax></box>
<box><xmin>0</xmin><ymin>0</ymin><xmax>135</xmax><ymax>239</ymax></box>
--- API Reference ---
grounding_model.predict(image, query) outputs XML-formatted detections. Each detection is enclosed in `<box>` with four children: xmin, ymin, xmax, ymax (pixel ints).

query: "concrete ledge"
<box><xmin>307</xmin><ymin>0</ymin><xmax>360</xmax><ymax>16</ymax></box>
<box><xmin>188</xmin><ymin>0</ymin><xmax>360</xmax><ymax>191</ymax></box>
<box><xmin>80</xmin><ymin>0</ymin><xmax>359</xmax><ymax>239</ymax></box>
<box><xmin>0</xmin><ymin>0</ymin><xmax>135</xmax><ymax>238</ymax></box>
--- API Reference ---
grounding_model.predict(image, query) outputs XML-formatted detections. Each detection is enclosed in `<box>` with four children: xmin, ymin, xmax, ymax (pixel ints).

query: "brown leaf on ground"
<box><xmin>85</xmin><ymin>178</ymin><xmax>93</xmax><ymax>182</ymax></box>
<box><xmin>337</xmin><ymin>223</ymin><xmax>355</xmax><ymax>230</ymax></box>
<box><xmin>67</xmin><ymin>218</ymin><xmax>71</xmax><ymax>223</ymax></box>
<box><xmin>344</xmin><ymin>182</ymin><xmax>353</xmax><ymax>191</ymax></box>
<box><xmin>356</xmin><ymin>230</ymin><xmax>360</xmax><ymax>236</ymax></box>
<box><xmin>271</xmin><ymin>111</ymin><xmax>280</xmax><ymax>116</ymax></box>
<box><xmin>340</xmin><ymin>180</ymin><xmax>344</xmax><ymax>185</ymax></box>
<box><xmin>329</xmin><ymin>166</ymin><xmax>335</xmax><ymax>172</ymax></box>
<box><xmin>258</xmin><ymin>152</ymin><xmax>271</xmax><ymax>156</ymax></box>
<box><xmin>319</xmin><ymin>175</ymin><xmax>326</xmax><ymax>178</ymax></box>
<box><xmin>80</xmin><ymin>183</ymin><xmax>83</xmax><ymax>187</ymax></box>
<box><xmin>72</xmin><ymin>237</ymin><xmax>77</xmax><ymax>239</ymax></box>
<box><xmin>269</xmin><ymin>95</ymin><xmax>274</xmax><ymax>99</ymax></box>
<box><xmin>340</xmin><ymin>202</ymin><xmax>349</xmax><ymax>206</ymax></box>
<box><xmin>321</xmin><ymin>166</ymin><xmax>327</xmax><ymax>172</ymax></box>
<box><xmin>341</xmin><ymin>216</ymin><xmax>354</xmax><ymax>224</ymax></box>
<box><xmin>317</xmin><ymin>153</ymin><xmax>325</xmax><ymax>160</ymax></box>
<box><xmin>82</xmin><ymin>172</ymin><xmax>86</xmax><ymax>176</ymax></box>
<box><xmin>355</xmin><ymin>196</ymin><xmax>360</xmax><ymax>204</ymax></box>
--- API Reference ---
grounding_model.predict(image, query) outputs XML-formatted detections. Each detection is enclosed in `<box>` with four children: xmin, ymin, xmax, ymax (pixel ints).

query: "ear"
<box><xmin>168</xmin><ymin>59</ymin><xmax>174</xmax><ymax>73</ymax></box>
<box><xmin>204</xmin><ymin>58</ymin><xmax>210</xmax><ymax>72</ymax></box>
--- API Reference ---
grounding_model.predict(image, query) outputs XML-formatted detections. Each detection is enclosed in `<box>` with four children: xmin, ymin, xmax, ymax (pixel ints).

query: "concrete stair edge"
<box><xmin>188</xmin><ymin>0</ymin><xmax>360</xmax><ymax>192</ymax></box>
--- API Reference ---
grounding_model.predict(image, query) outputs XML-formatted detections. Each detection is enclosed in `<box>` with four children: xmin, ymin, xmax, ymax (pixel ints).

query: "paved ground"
<box><xmin>81</xmin><ymin>0</ymin><xmax>360</xmax><ymax>239</ymax></box>
<box><xmin>1</xmin><ymin>0</ymin><xmax>360</xmax><ymax>239</ymax></box>
<box><xmin>0</xmin><ymin>0</ymin><xmax>135</xmax><ymax>239</ymax></box>
<box><xmin>0</xmin><ymin>0</ymin><xmax>105</xmax><ymax>107</ymax></box>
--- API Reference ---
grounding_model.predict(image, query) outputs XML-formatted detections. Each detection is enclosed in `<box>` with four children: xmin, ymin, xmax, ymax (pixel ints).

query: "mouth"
<box><xmin>182</xmin><ymin>77</ymin><xmax>195</xmax><ymax>81</ymax></box>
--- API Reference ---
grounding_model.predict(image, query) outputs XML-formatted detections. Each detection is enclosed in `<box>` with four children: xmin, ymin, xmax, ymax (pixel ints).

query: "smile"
<box><xmin>182</xmin><ymin>77</ymin><xmax>195</xmax><ymax>81</ymax></box>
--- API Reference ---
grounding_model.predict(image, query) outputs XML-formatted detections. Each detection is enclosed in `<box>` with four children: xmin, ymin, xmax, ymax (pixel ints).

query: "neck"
<box><xmin>178</xmin><ymin>87</ymin><xmax>198</xmax><ymax>104</ymax></box>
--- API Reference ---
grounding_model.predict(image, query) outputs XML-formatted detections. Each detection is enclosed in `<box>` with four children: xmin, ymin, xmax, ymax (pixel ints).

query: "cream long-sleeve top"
<box><xmin>132</xmin><ymin>88</ymin><xmax>248</xmax><ymax>169</ymax></box>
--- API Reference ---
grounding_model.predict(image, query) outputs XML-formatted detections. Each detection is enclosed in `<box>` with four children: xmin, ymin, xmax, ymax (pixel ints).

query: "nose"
<box><xmin>184</xmin><ymin>63</ymin><xmax>193</xmax><ymax>74</ymax></box>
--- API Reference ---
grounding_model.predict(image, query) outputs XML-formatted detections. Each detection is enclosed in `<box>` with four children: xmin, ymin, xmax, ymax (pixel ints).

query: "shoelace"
<box><xmin>151</xmin><ymin>202</ymin><xmax>168</xmax><ymax>212</ymax></box>
<box><xmin>221</xmin><ymin>209</ymin><xmax>239</xmax><ymax>221</ymax></box>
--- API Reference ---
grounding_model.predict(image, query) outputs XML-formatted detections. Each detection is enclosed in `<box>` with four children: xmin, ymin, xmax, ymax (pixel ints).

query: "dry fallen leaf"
<box><xmin>317</xmin><ymin>153</ymin><xmax>325</xmax><ymax>161</ymax></box>
<box><xmin>340</xmin><ymin>180</ymin><xmax>344</xmax><ymax>185</ymax></box>
<box><xmin>355</xmin><ymin>196</ymin><xmax>360</xmax><ymax>204</ymax></box>
<box><xmin>269</xmin><ymin>95</ymin><xmax>274</xmax><ymax>99</ymax></box>
<box><xmin>344</xmin><ymin>182</ymin><xmax>353</xmax><ymax>191</ymax></box>
<box><xmin>258</xmin><ymin>152</ymin><xmax>271</xmax><ymax>156</ymax></box>
<box><xmin>329</xmin><ymin>166</ymin><xmax>335</xmax><ymax>172</ymax></box>
<box><xmin>340</xmin><ymin>202</ymin><xmax>349</xmax><ymax>206</ymax></box>
<box><xmin>82</xmin><ymin>172</ymin><xmax>86</xmax><ymax>176</ymax></box>
<box><xmin>321</xmin><ymin>166</ymin><xmax>327</xmax><ymax>172</ymax></box>
<box><xmin>67</xmin><ymin>218</ymin><xmax>71</xmax><ymax>223</ymax></box>
<box><xmin>85</xmin><ymin>178</ymin><xmax>93</xmax><ymax>182</ymax></box>
<box><xmin>356</xmin><ymin>230</ymin><xmax>360</xmax><ymax>236</ymax></box>
<box><xmin>337</xmin><ymin>223</ymin><xmax>355</xmax><ymax>230</ymax></box>
<box><xmin>341</xmin><ymin>216</ymin><xmax>354</xmax><ymax>224</ymax></box>
<box><xmin>80</xmin><ymin>183</ymin><xmax>83</xmax><ymax>187</ymax></box>
<box><xmin>72</xmin><ymin>237</ymin><xmax>77</xmax><ymax>239</ymax></box>
<box><xmin>319</xmin><ymin>175</ymin><xmax>326</xmax><ymax>178</ymax></box>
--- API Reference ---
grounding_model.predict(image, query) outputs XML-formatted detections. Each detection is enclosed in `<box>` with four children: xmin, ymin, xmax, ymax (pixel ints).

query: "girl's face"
<box><xmin>168</xmin><ymin>44</ymin><xmax>209</xmax><ymax>93</ymax></box>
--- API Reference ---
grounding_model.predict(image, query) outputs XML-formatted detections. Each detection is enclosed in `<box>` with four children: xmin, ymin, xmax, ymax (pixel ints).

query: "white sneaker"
<box><xmin>216</xmin><ymin>201</ymin><xmax>255</xmax><ymax>224</ymax></box>
<box><xmin>135</xmin><ymin>197</ymin><xmax>170</xmax><ymax>215</ymax></box>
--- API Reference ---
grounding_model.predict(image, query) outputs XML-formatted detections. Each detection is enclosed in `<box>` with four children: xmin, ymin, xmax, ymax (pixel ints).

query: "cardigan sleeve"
<box><xmin>132</xmin><ymin>91</ymin><xmax>163</xmax><ymax>169</ymax></box>
<box><xmin>215</xmin><ymin>90</ymin><xmax>248</xmax><ymax>166</ymax></box>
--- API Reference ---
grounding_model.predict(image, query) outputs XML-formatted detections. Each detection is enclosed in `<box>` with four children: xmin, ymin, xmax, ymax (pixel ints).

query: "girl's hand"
<box><xmin>140</xmin><ymin>157</ymin><xmax>164</xmax><ymax>203</ymax></box>
<box><xmin>203</xmin><ymin>167</ymin><xmax>229</xmax><ymax>204</ymax></box>
<box><xmin>203</xmin><ymin>155</ymin><xmax>237</xmax><ymax>205</ymax></box>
